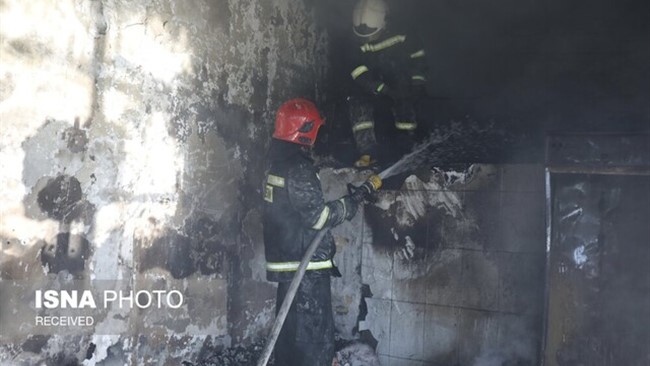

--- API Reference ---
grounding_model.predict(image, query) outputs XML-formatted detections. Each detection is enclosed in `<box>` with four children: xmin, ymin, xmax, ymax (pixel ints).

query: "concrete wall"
<box><xmin>323</xmin><ymin>164</ymin><xmax>546</xmax><ymax>366</ymax></box>
<box><xmin>0</xmin><ymin>0</ymin><xmax>327</xmax><ymax>364</ymax></box>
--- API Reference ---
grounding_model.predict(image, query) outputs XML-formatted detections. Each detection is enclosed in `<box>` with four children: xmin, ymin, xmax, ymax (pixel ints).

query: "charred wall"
<box><xmin>321</xmin><ymin>165</ymin><xmax>546</xmax><ymax>365</ymax></box>
<box><xmin>2</xmin><ymin>0</ymin><xmax>648</xmax><ymax>364</ymax></box>
<box><xmin>0</xmin><ymin>0</ymin><xmax>327</xmax><ymax>364</ymax></box>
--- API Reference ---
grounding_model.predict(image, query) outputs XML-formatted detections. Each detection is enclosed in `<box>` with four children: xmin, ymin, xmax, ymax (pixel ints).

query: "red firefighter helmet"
<box><xmin>273</xmin><ymin>98</ymin><xmax>325</xmax><ymax>146</ymax></box>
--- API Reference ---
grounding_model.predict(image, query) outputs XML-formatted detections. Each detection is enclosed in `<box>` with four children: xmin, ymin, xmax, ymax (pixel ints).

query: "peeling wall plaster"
<box><xmin>318</xmin><ymin>165</ymin><xmax>487</xmax><ymax>340</ymax></box>
<box><xmin>352</xmin><ymin>165</ymin><xmax>545</xmax><ymax>365</ymax></box>
<box><xmin>0</xmin><ymin>0</ymin><xmax>328</xmax><ymax>364</ymax></box>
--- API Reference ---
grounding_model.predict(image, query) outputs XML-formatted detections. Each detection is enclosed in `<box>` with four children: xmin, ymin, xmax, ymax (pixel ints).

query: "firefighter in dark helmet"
<box><xmin>348</xmin><ymin>0</ymin><xmax>428</xmax><ymax>167</ymax></box>
<box><xmin>263</xmin><ymin>98</ymin><xmax>382</xmax><ymax>365</ymax></box>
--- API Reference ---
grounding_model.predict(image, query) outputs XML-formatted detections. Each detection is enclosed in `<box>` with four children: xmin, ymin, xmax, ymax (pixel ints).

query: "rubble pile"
<box><xmin>194</xmin><ymin>340</ymin><xmax>273</xmax><ymax>366</ymax></box>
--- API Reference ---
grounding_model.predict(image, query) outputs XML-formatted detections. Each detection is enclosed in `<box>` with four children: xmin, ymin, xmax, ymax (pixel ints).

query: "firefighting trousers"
<box><xmin>348</xmin><ymin>95</ymin><xmax>418</xmax><ymax>156</ymax></box>
<box><xmin>274</xmin><ymin>273</ymin><xmax>335</xmax><ymax>366</ymax></box>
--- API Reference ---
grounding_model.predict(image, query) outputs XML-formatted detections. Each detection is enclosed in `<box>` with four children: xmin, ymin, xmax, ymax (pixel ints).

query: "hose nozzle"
<box><xmin>367</xmin><ymin>174</ymin><xmax>382</xmax><ymax>191</ymax></box>
<box><xmin>348</xmin><ymin>175</ymin><xmax>383</xmax><ymax>203</ymax></box>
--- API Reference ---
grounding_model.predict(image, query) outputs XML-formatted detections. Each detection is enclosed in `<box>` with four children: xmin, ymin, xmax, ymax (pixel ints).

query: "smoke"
<box><xmin>471</xmin><ymin>316</ymin><xmax>536</xmax><ymax>366</ymax></box>
<box><xmin>472</xmin><ymin>349</ymin><xmax>532</xmax><ymax>366</ymax></box>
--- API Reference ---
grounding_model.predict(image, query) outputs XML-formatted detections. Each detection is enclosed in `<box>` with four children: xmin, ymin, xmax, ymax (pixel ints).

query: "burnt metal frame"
<box><xmin>540</xmin><ymin>131</ymin><xmax>650</xmax><ymax>365</ymax></box>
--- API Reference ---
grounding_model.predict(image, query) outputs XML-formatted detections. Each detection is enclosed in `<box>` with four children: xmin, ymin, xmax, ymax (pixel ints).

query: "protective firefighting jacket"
<box><xmin>263</xmin><ymin>140</ymin><xmax>354</xmax><ymax>282</ymax></box>
<box><xmin>349</xmin><ymin>30</ymin><xmax>427</xmax><ymax>131</ymax></box>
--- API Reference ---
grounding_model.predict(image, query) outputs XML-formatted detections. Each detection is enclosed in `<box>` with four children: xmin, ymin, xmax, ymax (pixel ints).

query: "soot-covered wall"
<box><xmin>0</xmin><ymin>0</ymin><xmax>327</xmax><ymax>364</ymax></box>
<box><xmin>320</xmin><ymin>165</ymin><xmax>546</xmax><ymax>366</ymax></box>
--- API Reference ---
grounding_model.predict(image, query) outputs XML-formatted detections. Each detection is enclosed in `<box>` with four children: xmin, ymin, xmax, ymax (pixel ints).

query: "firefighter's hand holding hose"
<box><xmin>347</xmin><ymin>174</ymin><xmax>383</xmax><ymax>205</ymax></box>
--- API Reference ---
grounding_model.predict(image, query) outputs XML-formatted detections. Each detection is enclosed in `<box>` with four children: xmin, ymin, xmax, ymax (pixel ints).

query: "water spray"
<box><xmin>378</xmin><ymin>139</ymin><xmax>436</xmax><ymax>179</ymax></box>
<box><xmin>378</xmin><ymin>120</ymin><xmax>502</xmax><ymax>179</ymax></box>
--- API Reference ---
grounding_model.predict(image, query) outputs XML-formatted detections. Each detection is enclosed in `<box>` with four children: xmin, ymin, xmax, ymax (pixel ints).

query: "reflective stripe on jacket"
<box><xmin>266</xmin><ymin>259</ymin><xmax>335</xmax><ymax>272</ymax></box>
<box><xmin>349</xmin><ymin>30</ymin><xmax>428</xmax><ymax>98</ymax></box>
<box><xmin>262</xmin><ymin>140</ymin><xmax>348</xmax><ymax>282</ymax></box>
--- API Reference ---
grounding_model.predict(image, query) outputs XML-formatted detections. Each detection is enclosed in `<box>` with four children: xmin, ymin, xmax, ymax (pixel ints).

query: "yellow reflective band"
<box><xmin>352</xmin><ymin>121</ymin><xmax>374</xmax><ymax>132</ymax></box>
<box><xmin>360</xmin><ymin>35</ymin><xmax>406</xmax><ymax>53</ymax></box>
<box><xmin>264</xmin><ymin>185</ymin><xmax>273</xmax><ymax>203</ymax></box>
<box><xmin>412</xmin><ymin>75</ymin><xmax>427</xmax><ymax>82</ymax></box>
<box><xmin>410</xmin><ymin>49</ymin><xmax>426</xmax><ymax>58</ymax></box>
<box><xmin>312</xmin><ymin>206</ymin><xmax>330</xmax><ymax>230</ymax></box>
<box><xmin>376</xmin><ymin>83</ymin><xmax>385</xmax><ymax>93</ymax></box>
<box><xmin>395</xmin><ymin>122</ymin><xmax>417</xmax><ymax>130</ymax></box>
<box><xmin>267</xmin><ymin>174</ymin><xmax>285</xmax><ymax>187</ymax></box>
<box><xmin>351</xmin><ymin>65</ymin><xmax>369</xmax><ymax>80</ymax></box>
<box><xmin>266</xmin><ymin>259</ymin><xmax>334</xmax><ymax>272</ymax></box>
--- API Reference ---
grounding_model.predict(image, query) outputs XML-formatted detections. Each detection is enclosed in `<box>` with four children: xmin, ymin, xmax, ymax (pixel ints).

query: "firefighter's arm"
<box><xmin>350</xmin><ymin>64</ymin><xmax>390</xmax><ymax>97</ymax></box>
<box><xmin>349</xmin><ymin>50</ymin><xmax>397</xmax><ymax>98</ymax></box>
<box><xmin>287</xmin><ymin>164</ymin><xmax>358</xmax><ymax>230</ymax></box>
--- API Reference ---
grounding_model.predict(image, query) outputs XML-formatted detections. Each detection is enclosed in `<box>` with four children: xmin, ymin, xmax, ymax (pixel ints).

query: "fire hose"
<box><xmin>256</xmin><ymin>228</ymin><xmax>328</xmax><ymax>366</ymax></box>
<box><xmin>257</xmin><ymin>175</ymin><xmax>382</xmax><ymax>366</ymax></box>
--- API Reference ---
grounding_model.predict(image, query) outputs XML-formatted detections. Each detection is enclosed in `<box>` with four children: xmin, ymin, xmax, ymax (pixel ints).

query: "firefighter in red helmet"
<box><xmin>263</xmin><ymin>98</ymin><xmax>381</xmax><ymax>366</ymax></box>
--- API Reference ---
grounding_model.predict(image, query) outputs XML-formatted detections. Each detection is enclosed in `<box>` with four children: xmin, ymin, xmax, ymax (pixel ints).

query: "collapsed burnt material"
<box><xmin>380</xmin><ymin>120</ymin><xmax>511</xmax><ymax>178</ymax></box>
<box><xmin>193</xmin><ymin>338</ymin><xmax>381</xmax><ymax>366</ymax></box>
<box><xmin>193</xmin><ymin>339</ymin><xmax>273</xmax><ymax>366</ymax></box>
<box><xmin>314</xmin><ymin>83</ymin><xmax>519</xmax><ymax>168</ymax></box>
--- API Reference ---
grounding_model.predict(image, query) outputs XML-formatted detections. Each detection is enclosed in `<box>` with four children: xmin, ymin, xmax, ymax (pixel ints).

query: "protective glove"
<box><xmin>348</xmin><ymin>175</ymin><xmax>382</xmax><ymax>204</ymax></box>
<box><xmin>340</xmin><ymin>195</ymin><xmax>359</xmax><ymax>221</ymax></box>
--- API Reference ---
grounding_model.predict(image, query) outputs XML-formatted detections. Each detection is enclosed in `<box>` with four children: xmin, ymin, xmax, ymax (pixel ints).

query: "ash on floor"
<box><xmin>190</xmin><ymin>340</ymin><xmax>273</xmax><ymax>366</ymax></box>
